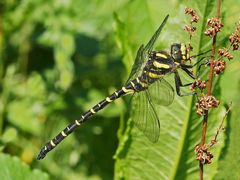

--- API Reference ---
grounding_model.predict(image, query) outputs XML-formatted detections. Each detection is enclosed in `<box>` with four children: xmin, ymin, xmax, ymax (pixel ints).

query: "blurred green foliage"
<box><xmin>1</xmin><ymin>0</ymin><xmax>128</xmax><ymax>179</ymax></box>
<box><xmin>0</xmin><ymin>0</ymin><xmax>240</xmax><ymax>180</ymax></box>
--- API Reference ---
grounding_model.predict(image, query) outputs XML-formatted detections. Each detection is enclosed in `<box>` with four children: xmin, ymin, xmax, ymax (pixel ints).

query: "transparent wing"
<box><xmin>148</xmin><ymin>78</ymin><xmax>175</xmax><ymax>106</ymax></box>
<box><xmin>126</xmin><ymin>44</ymin><xmax>145</xmax><ymax>83</ymax></box>
<box><xmin>144</xmin><ymin>15</ymin><xmax>169</xmax><ymax>53</ymax></box>
<box><xmin>126</xmin><ymin>15</ymin><xmax>169</xmax><ymax>83</ymax></box>
<box><xmin>131</xmin><ymin>91</ymin><xmax>160</xmax><ymax>143</ymax></box>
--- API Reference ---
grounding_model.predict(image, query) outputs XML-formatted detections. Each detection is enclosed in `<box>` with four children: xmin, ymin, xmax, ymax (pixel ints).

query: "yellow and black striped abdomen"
<box><xmin>37</xmin><ymin>82</ymin><xmax>137</xmax><ymax>160</ymax></box>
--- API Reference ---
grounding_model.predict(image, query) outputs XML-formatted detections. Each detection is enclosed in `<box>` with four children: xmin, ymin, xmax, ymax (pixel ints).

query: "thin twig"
<box><xmin>213</xmin><ymin>102</ymin><xmax>232</xmax><ymax>143</ymax></box>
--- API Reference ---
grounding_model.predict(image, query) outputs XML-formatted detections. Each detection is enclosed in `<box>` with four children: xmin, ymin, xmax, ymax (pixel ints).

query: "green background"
<box><xmin>0</xmin><ymin>0</ymin><xmax>239</xmax><ymax>179</ymax></box>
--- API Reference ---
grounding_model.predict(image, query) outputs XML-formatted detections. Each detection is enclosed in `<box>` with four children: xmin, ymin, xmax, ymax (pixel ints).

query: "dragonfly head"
<box><xmin>171</xmin><ymin>43</ymin><xmax>190</xmax><ymax>63</ymax></box>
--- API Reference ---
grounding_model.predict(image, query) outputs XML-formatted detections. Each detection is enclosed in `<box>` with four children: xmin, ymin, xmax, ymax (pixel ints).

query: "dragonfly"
<box><xmin>37</xmin><ymin>14</ymin><xmax>202</xmax><ymax>160</ymax></box>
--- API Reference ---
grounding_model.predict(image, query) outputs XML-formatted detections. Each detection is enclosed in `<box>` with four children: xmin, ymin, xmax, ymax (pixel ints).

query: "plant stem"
<box><xmin>199</xmin><ymin>0</ymin><xmax>221</xmax><ymax>179</ymax></box>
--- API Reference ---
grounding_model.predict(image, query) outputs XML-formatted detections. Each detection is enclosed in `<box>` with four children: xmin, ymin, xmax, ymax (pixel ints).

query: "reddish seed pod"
<box><xmin>213</xmin><ymin>60</ymin><xmax>226</xmax><ymax>74</ymax></box>
<box><xmin>205</xmin><ymin>18</ymin><xmax>223</xmax><ymax>37</ymax></box>
<box><xmin>229</xmin><ymin>23</ymin><xmax>240</xmax><ymax>51</ymax></box>
<box><xmin>195</xmin><ymin>144</ymin><xmax>214</xmax><ymax>165</ymax></box>
<box><xmin>233</xmin><ymin>43</ymin><xmax>239</xmax><ymax>50</ymax></box>
<box><xmin>184</xmin><ymin>7</ymin><xmax>199</xmax><ymax>23</ymax></box>
<box><xmin>185</xmin><ymin>7</ymin><xmax>196</xmax><ymax>16</ymax></box>
<box><xmin>196</xmin><ymin>95</ymin><xmax>220</xmax><ymax>116</ymax></box>
<box><xmin>191</xmin><ymin>15</ymin><xmax>199</xmax><ymax>23</ymax></box>
<box><xmin>218</xmin><ymin>48</ymin><xmax>233</xmax><ymax>60</ymax></box>
<box><xmin>190</xmin><ymin>80</ymin><xmax>207</xmax><ymax>92</ymax></box>
<box><xmin>218</xmin><ymin>48</ymin><xmax>225</xmax><ymax>56</ymax></box>
<box><xmin>184</xmin><ymin>25</ymin><xmax>196</xmax><ymax>33</ymax></box>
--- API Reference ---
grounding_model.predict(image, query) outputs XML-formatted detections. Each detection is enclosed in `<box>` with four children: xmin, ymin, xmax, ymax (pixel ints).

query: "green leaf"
<box><xmin>7</xmin><ymin>100</ymin><xmax>42</xmax><ymax>135</ymax></box>
<box><xmin>54</xmin><ymin>34</ymin><xmax>75</xmax><ymax>90</ymax></box>
<box><xmin>1</xmin><ymin>127</ymin><xmax>18</xmax><ymax>143</ymax></box>
<box><xmin>114</xmin><ymin>13</ymin><xmax>133</xmax><ymax>77</ymax></box>
<box><xmin>0</xmin><ymin>153</ymin><xmax>49</xmax><ymax>180</ymax></box>
<box><xmin>215</xmin><ymin>61</ymin><xmax>240</xmax><ymax>179</ymax></box>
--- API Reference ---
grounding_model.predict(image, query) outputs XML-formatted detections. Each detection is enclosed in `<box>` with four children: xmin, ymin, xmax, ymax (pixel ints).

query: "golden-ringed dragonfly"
<box><xmin>37</xmin><ymin>15</ymin><xmax>204</xmax><ymax>160</ymax></box>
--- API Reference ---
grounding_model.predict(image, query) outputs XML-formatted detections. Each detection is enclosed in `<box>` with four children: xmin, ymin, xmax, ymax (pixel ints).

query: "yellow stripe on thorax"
<box><xmin>136</xmin><ymin>78</ymin><xmax>140</xmax><ymax>83</ymax></box>
<box><xmin>153</xmin><ymin>61</ymin><xmax>170</xmax><ymax>69</ymax></box>
<box><xmin>156</xmin><ymin>53</ymin><xmax>168</xmax><ymax>59</ymax></box>
<box><xmin>130</xmin><ymin>81</ymin><xmax>136</xmax><ymax>89</ymax></box>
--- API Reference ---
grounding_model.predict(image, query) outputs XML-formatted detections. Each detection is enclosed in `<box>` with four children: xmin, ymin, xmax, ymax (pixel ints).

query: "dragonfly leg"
<box><xmin>196</xmin><ymin>60</ymin><xmax>210</xmax><ymax>78</ymax></box>
<box><xmin>174</xmin><ymin>71</ymin><xmax>196</xmax><ymax>97</ymax></box>
<box><xmin>182</xmin><ymin>56</ymin><xmax>211</xmax><ymax>79</ymax></box>
<box><xmin>182</xmin><ymin>67</ymin><xmax>196</xmax><ymax>79</ymax></box>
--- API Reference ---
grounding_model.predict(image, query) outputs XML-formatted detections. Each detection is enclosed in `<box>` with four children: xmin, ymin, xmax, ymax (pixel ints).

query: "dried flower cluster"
<box><xmin>229</xmin><ymin>23</ymin><xmax>240</xmax><ymax>50</ymax></box>
<box><xmin>195</xmin><ymin>144</ymin><xmax>214</xmax><ymax>164</ymax></box>
<box><xmin>196</xmin><ymin>95</ymin><xmax>220</xmax><ymax>116</ymax></box>
<box><xmin>190</xmin><ymin>79</ymin><xmax>207</xmax><ymax>92</ymax></box>
<box><xmin>184</xmin><ymin>7</ymin><xmax>200</xmax><ymax>57</ymax></box>
<box><xmin>184</xmin><ymin>25</ymin><xmax>196</xmax><ymax>34</ymax></box>
<box><xmin>185</xmin><ymin>7</ymin><xmax>199</xmax><ymax>23</ymax></box>
<box><xmin>204</xmin><ymin>18</ymin><xmax>224</xmax><ymax>37</ymax></box>
<box><xmin>214</xmin><ymin>23</ymin><xmax>240</xmax><ymax>75</ymax></box>
<box><xmin>218</xmin><ymin>48</ymin><xmax>233</xmax><ymax>60</ymax></box>
<box><xmin>213</xmin><ymin>60</ymin><xmax>226</xmax><ymax>74</ymax></box>
<box><xmin>184</xmin><ymin>7</ymin><xmax>199</xmax><ymax>38</ymax></box>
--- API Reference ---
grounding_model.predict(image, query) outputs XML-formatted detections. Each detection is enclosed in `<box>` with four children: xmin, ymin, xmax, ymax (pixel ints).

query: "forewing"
<box><xmin>126</xmin><ymin>15</ymin><xmax>169</xmax><ymax>83</ymax></box>
<box><xmin>144</xmin><ymin>15</ymin><xmax>169</xmax><ymax>53</ymax></box>
<box><xmin>131</xmin><ymin>91</ymin><xmax>160</xmax><ymax>143</ymax></box>
<box><xmin>148</xmin><ymin>78</ymin><xmax>175</xmax><ymax>106</ymax></box>
<box><xmin>126</xmin><ymin>44</ymin><xmax>145</xmax><ymax>83</ymax></box>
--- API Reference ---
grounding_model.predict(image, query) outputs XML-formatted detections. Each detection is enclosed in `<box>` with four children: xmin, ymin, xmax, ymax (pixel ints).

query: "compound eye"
<box><xmin>173</xmin><ymin>48</ymin><xmax>179</xmax><ymax>54</ymax></box>
<box><xmin>171</xmin><ymin>46</ymin><xmax>177</xmax><ymax>53</ymax></box>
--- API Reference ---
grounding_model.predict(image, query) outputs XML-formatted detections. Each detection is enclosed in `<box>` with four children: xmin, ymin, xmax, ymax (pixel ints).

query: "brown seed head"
<box><xmin>205</xmin><ymin>18</ymin><xmax>224</xmax><ymax>37</ymax></box>
<box><xmin>204</xmin><ymin>28</ymin><xmax>216</xmax><ymax>37</ymax></box>
<box><xmin>185</xmin><ymin>7</ymin><xmax>199</xmax><ymax>23</ymax></box>
<box><xmin>196</xmin><ymin>95</ymin><xmax>220</xmax><ymax>116</ymax></box>
<box><xmin>195</xmin><ymin>144</ymin><xmax>214</xmax><ymax>164</ymax></box>
<box><xmin>218</xmin><ymin>48</ymin><xmax>233</xmax><ymax>60</ymax></box>
<box><xmin>190</xmin><ymin>80</ymin><xmax>207</xmax><ymax>92</ymax></box>
<box><xmin>229</xmin><ymin>23</ymin><xmax>240</xmax><ymax>51</ymax></box>
<box><xmin>191</xmin><ymin>15</ymin><xmax>199</xmax><ymax>23</ymax></box>
<box><xmin>185</xmin><ymin>7</ymin><xmax>194</xmax><ymax>15</ymax></box>
<box><xmin>207</xmin><ymin>18</ymin><xmax>224</xmax><ymax>28</ymax></box>
<box><xmin>184</xmin><ymin>25</ymin><xmax>197</xmax><ymax>33</ymax></box>
<box><xmin>232</xmin><ymin>43</ymin><xmax>239</xmax><ymax>50</ymax></box>
<box><xmin>213</xmin><ymin>60</ymin><xmax>226</xmax><ymax>74</ymax></box>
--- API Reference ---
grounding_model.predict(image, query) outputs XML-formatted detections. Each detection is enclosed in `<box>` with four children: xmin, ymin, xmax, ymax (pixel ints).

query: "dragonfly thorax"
<box><xmin>133</xmin><ymin>50</ymin><xmax>175</xmax><ymax>91</ymax></box>
<box><xmin>147</xmin><ymin>50</ymin><xmax>174</xmax><ymax>74</ymax></box>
